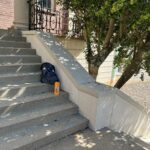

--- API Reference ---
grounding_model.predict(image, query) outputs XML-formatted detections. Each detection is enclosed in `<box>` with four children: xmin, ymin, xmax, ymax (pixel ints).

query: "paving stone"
<box><xmin>40</xmin><ymin>128</ymin><xmax>150</xmax><ymax>150</ymax></box>
<box><xmin>122</xmin><ymin>82</ymin><xmax>150</xmax><ymax>110</ymax></box>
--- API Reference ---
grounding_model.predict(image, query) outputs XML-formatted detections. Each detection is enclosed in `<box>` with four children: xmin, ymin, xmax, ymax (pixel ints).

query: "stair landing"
<box><xmin>40</xmin><ymin>128</ymin><xmax>150</xmax><ymax>150</ymax></box>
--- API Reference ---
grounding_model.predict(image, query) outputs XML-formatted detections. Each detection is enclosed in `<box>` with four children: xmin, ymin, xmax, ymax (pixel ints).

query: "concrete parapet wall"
<box><xmin>22</xmin><ymin>31</ymin><xmax>150</xmax><ymax>143</ymax></box>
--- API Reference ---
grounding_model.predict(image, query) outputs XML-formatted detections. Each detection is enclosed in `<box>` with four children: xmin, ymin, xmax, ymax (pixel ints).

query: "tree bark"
<box><xmin>88</xmin><ymin>63</ymin><xmax>99</xmax><ymax>79</ymax></box>
<box><xmin>88</xmin><ymin>18</ymin><xmax>115</xmax><ymax>79</ymax></box>
<box><xmin>114</xmin><ymin>51</ymin><xmax>143</xmax><ymax>89</ymax></box>
<box><xmin>103</xmin><ymin>18</ymin><xmax>115</xmax><ymax>50</ymax></box>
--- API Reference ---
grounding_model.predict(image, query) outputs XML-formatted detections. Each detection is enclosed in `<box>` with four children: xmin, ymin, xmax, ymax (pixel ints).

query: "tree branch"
<box><xmin>119</xmin><ymin>10</ymin><xmax>128</xmax><ymax>38</ymax></box>
<box><xmin>103</xmin><ymin>18</ymin><xmax>115</xmax><ymax>49</ymax></box>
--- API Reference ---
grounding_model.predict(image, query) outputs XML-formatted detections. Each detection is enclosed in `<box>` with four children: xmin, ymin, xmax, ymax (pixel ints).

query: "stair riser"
<box><xmin>0</xmin><ymin>56</ymin><xmax>41</xmax><ymax>64</ymax></box>
<box><xmin>0</xmin><ymin>48</ymin><xmax>36</xmax><ymax>55</ymax></box>
<box><xmin>0</xmin><ymin>107</ymin><xmax>78</xmax><ymax>135</ymax></box>
<box><xmin>0</xmin><ymin>74</ymin><xmax>41</xmax><ymax>86</ymax></box>
<box><xmin>15</xmin><ymin>121</ymin><xmax>88</xmax><ymax>150</ymax></box>
<box><xmin>0</xmin><ymin>41</ymin><xmax>31</xmax><ymax>48</ymax></box>
<box><xmin>0</xmin><ymin>65</ymin><xmax>41</xmax><ymax>74</ymax></box>
<box><xmin>0</xmin><ymin>84</ymin><xmax>52</xmax><ymax>99</ymax></box>
<box><xmin>0</xmin><ymin>93</ymin><xmax>69</xmax><ymax>115</ymax></box>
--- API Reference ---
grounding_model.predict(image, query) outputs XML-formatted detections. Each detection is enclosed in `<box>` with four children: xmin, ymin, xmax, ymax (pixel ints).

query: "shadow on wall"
<box><xmin>42</xmin><ymin>33</ymin><xmax>90</xmax><ymax>79</ymax></box>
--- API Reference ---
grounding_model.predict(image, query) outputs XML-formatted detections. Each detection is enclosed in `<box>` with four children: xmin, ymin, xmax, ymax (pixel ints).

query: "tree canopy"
<box><xmin>58</xmin><ymin>0</ymin><xmax>150</xmax><ymax>88</ymax></box>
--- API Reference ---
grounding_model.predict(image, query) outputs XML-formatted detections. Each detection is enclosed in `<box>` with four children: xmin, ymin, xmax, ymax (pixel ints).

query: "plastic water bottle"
<box><xmin>54</xmin><ymin>82</ymin><xmax>60</xmax><ymax>96</ymax></box>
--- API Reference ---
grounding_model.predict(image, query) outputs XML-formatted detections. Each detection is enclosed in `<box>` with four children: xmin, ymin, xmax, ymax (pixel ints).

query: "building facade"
<box><xmin>0</xmin><ymin>0</ymin><xmax>14</xmax><ymax>29</ymax></box>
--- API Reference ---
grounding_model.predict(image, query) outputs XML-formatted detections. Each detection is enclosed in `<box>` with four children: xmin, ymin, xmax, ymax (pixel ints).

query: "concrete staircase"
<box><xmin>0</xmin><ymin>30</ymin><xmax>88</xmax><ymax>150</ymax></box>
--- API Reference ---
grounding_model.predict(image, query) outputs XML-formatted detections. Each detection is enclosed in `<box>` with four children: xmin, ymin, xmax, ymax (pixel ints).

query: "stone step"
<box><xmin>0</xmin><ymin>83</ymin><xmax>52</xmax><ymax>99</ymax></box>
<box><xmin>0</xmin><ymin>92</ymin><xmax>68</xmax><ymax>115</ymax></box>
<box><xmin>1</xmin><ymin>37</ymin><xmax>26</xmax><ymax>42</ymax></box>
<box><xmin>0</xmin><ymin>72</ymin><xmax>41</xmax><ymax>86</ymax></box>
<box><xmin>0</xmin><ymin>47</ymin><xmax>36</xmax><ymax>55</ymax></box>
<box><xmin>0</xmin><ymin>29</ymin><xmax>26</xmax><ymax>42</ymax></box>
<box><xmin>0</xmin><ymin>29</ymin><xmax>89</xmax><ymax>150</ymax></box>
<box><xmin>0</xmin><ymin>40</ymin><xmax>31</xmax><ymax>48</ymax></box>
<box><xmin>0</xmin><ymin>114</ymin><xmax>88</xmax><ymax>150</ymax></box>
<box><xmin>0</xmin><ymin>55</ymin><xmax>41</xmax><ymax>64</ymax></box>
<box><xmin>0</xmin><ymin>101</ymin><xmax>78</xmax><ymax>135</ymax></box>
<box><xmin>0</xmin><ymin>63</ymin><xmax>41</xmax><ymax>74</ymax></box>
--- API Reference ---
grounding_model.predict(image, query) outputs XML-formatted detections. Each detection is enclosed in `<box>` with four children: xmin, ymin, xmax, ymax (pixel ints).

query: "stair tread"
<box><xmin>0</xmin><ymin>102</ymin><xmax>76</xmax><ymax>129</ymax></box>
<box><xmin>0</xmin><ymin>41</ymin><xmax>31</xmax><ymax>49</ymax></box>
<box><xmin>0</xmin><ymin>63</ymin><xmax>41</xmax><ymax>67</ymax></box>
<box><xmin>0</xmin><ymin>47</ymin><xmax>34</xmax><ymax>50</ymax></box>
<box><xmin>0</xmin><ymin>48</ymin><xmax>36</xmax><ymax>55</ymax></box>
<box><xmin>0</xmin><ymin>115</ymin><xmax>87</xmax><ymax>150</ymax></box>
<box><xmin>0</xmin><ymin>82</ymin><xmax>49</xmax><ymax>90</ymax></box>
<box><xmin>1</xmin><ymin>38</ymin><xmax>26</xmax><ymax>42</ymax></box>
<box><xmin>0</xmin><ymin>40</ymin><xmax>30</xmax><ymax>44</ymax></box>
<box><xmin>0</xmin><ymin>92</ymin><xmax>66</xmax><ymax>108</ymax></box>
<box><xmin>0</xmin><ymin>72</ymin><xmax>41</xmax><ymax>78</ymax></box>
<box><xmin>0</xmin><ymin>55</ymin><xmax>40</xmax><ymax>57</ymax></box>
<box><xmin>0</xmin><ymin>55</ymin><xmax>41</xmax><ymax>65</ymax></box>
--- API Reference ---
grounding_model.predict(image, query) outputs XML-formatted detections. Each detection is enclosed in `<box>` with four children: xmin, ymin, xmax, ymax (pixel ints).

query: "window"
<box><xmin>38</xmin><ymin>0</ymin><xmax>51</xmax><ymax>9</ymax></box>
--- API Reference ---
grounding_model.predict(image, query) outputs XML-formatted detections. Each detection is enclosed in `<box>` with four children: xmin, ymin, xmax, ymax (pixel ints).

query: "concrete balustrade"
<box><xmin>22</xmin><ymin>30</ymin><xmax>150</xmax><ymax>143</ymax></box>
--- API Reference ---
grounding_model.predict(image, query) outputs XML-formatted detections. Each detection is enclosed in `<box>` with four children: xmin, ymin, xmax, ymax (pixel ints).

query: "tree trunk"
<box><xmin>88</xmin><ymin>63</ymin><xmax>99</xmax><ymax>79</ymax></box>
<box><xmin>114</xmin><ymin>51</ymin><xmax>143</xmax><ymax>89</ymax></box>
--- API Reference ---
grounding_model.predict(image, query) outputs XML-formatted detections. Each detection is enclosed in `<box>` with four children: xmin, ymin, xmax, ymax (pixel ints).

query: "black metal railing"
<box><xmin>28</xmin><ymin>0</ymin><xmax>83</xmax><ymax>37</ymax></box>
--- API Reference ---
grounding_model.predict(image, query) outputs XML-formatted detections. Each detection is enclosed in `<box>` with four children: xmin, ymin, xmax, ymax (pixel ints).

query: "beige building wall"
<box><xmin>97</xmin><ymin>51</ymin><xmax>114</xmax><ymax>85</ymax></box>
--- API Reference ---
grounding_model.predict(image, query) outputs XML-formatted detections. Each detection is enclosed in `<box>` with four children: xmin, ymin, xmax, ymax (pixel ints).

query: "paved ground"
<box><xmin>40</xmin><ymin>128</ymin><xmax>150</xmax><ymax>150</ymax></box>
<box><xmin>121</xmin><ymin>81</ymin><xmax>150</xmax><ymax>109</ymax></box>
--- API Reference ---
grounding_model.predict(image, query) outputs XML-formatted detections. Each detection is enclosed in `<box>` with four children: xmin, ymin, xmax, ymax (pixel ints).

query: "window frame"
<box><xmin>38</xmin><ymin>0</ymin><xmax>56</xmax><ymax>11</ymax></box>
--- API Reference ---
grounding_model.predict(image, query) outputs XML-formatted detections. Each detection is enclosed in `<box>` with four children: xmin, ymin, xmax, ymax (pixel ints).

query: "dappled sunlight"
<box><xmin>16</xmin><ymin>66</ymin><xmax>23</xmax><ymax>73</ymax></box>
<box><xmin>75</xmin><ymin>133</ymin><xmax>96</xmax><ymax>149</ymax></box>
<box><xmin>6</xmin><ymin>138</ymin><xmax>17</xmax><ymax>143</ymax></box>
<box><xmin>0</xmin><ymin>113</ymin><xmax>11</xmax><ymax>119</ymax></box>
<box><xmin>46</xmin><ymin>130</ymin><xmax>52</xmax><ymax>136</ymax></box>
<box><xmin>59</xmin><ymin>57</ymin><xmax>69</xmax><ymax>63</ymax></box>
<box><xmin>12</xmin><ymin>87</ymin><xmax>26</xmax><ymax>99</ymax></box>
<box><xmin>43</xmin><ymin>124</ymin><xmax>49</xmax><ymax>127</ymax></box>
<box><xmin>16</xmin><ymin>59</ymin><xmax>24</xmax><ymax>64</ymax></box>
<box><xmin>0</xmin><ymin>89</ymin><xmax>10</xmax><ymax>98</ymax></box>
<box><xmin>16</xmin><ymin>48</ymin><xmax>21</xmax><ymax>53</ymax></box>
<box><xmin>48</xmin><ymin>128</ymin><xmax>150</xmax><ymax>150</ymax></box>
<box><xmin>0</xmin><ymin>102</ymin><xmax>18</xmax><ymax>118</ymax></box>
<box><xmin>39</xmin><ymin>32</ymin><xmax>88</xmax><ymax>74</ymax></box>
<box><xmin>0</xmin><ymin>86</ymin><xmax>28</xmax><ymax>99</ymax></box>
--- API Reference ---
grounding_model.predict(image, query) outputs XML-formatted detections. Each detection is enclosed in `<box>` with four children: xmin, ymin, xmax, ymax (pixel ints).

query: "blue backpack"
<box><xmin>40</xmin><ymin>63</ymin><xmax>59</xmax><ymax>84</ymax></box>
